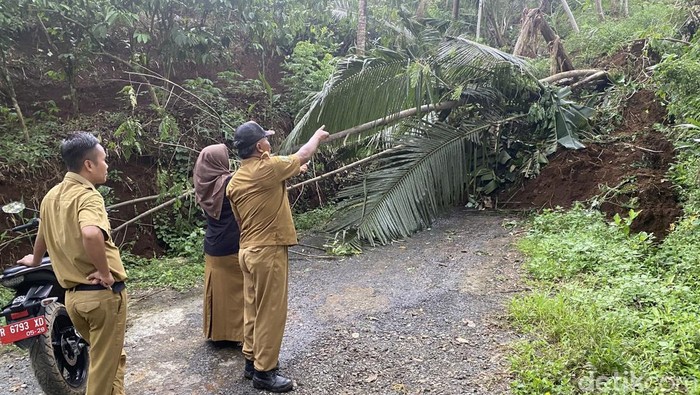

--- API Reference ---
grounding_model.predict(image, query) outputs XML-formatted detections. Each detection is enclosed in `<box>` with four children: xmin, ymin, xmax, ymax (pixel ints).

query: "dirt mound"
<box><xmin>499</xmin><ymin>89</ymin><xmax>681</xmax><ymax>239</ymax></box>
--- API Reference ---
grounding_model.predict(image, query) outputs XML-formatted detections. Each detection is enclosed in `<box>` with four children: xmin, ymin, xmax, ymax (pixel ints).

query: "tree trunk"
<box><xmin>560</xmin><ymin>0</ymin><xmax>579</xmax><ymax>33</ymax></box>
<box><xmin>416</xmin><ymin>0</ymin><xmax>430</xmax><ymax>19</ymax></box>
<box><xmin>357</xmin><ymin>0</ymin><xmax>367</xmax><ymax>56</ymax></box>
<box><xmin>0</xmin><ymin>50</ymin><xmax>29</xmax><ymax>142</ymax></box>
<box><xmin>452</xmin><ymin>0</ymin><xmax>460</xmax><ymax>20</ymax></box>
<box><xmin>476</xmin><ymin>0</ymin><xmax>484</xmax><ymax>41</ymax></box>
<box><xmin>485</xmin><ymin>9</ymin><xmax>504</xmax><ymax>47</ymax></box>
<box><xmin>538</xmin><ymin>13</ymin><xmax>574</xmax><ymax>72</ymax></box>
<box><xmin>513</xmin><ymin>8</ymin><xmax>539</xmax><ymax>57</ymax></box>
<box><xmin>594</xmin><ymin>0</ymin><xmax>605</xmax><ymax>21</ymax></box>
<box><xmin>623</xmin><ymin>0</ymin><xmax>629</xmax><ymax>17</ymax></box>
<box><xmin>513</xmin><ymin>7</ymin><xmax>574</xmax><ymax>72</ymax></box>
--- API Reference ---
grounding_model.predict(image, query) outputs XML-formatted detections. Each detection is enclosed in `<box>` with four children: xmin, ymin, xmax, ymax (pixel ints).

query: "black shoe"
<box><xmin>253</xmin><ymin>369</ymin><xmax>293</xmax><ymax>393</ymax></box>
<box><xmin>245</xmin><ymin>360</ymin><xmax>280</xmax><ymax>380</ymax></box>
<box><xmin>244</xmin><ymin>359</ymin><xmax>255</xmax><ymax>380</ymax></box>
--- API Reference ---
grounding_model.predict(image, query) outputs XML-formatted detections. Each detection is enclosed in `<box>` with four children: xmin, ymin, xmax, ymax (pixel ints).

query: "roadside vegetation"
<box><xmin>509</xmin><ymin>1</ymin><xmax>700</xmax><ymax>393</ymax></box>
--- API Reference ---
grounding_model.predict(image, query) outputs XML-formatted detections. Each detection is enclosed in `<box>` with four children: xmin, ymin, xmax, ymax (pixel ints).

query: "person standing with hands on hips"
<box><xmin>18</xmin><ymin>132</ymin><xmax>128</xmax><ymax>395</ymax></box>
<box><xmin>227</xmin><ymin>121</ymin><xmax>329</xmax><ymax>393</ymax></box>
<box><xmin>193</xmin><ymin>143</ymin><xmax>244</xmax><ymax>344</ymax></box>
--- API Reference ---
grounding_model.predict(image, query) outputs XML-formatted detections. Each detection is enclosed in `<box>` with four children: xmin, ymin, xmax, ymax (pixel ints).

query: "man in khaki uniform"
<box><xmin>227</xmin><ymin>121</ymin><xmax>328</xmax><ymax>393</ymax></box>
<box><xmin>18</xmin><ymin>132</ymin><xmax>128</xmax><ymax>395</ymax></box>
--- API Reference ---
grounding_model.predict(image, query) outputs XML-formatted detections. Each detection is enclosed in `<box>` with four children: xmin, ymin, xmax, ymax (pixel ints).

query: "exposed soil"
<box><xmin>0</xmin><ymin>210</ymin><xmax>523</xmax><ymax>395</ymax></box>
<box><xmin>498</xmin><ymin>89</ymin><xmax>681</xmax><ymax>239</ymax></box>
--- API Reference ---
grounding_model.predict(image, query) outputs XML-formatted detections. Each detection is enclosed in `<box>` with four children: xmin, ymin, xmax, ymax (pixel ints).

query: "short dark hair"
<box><xmin>237</xmin><ymin>144</ymin><xmax>257</xmax><ymax>159</ymax></box>
<box><xmin>61</xmin><ymin>132</ymin><xmax>100</xmax><ymax>172</ymax></box>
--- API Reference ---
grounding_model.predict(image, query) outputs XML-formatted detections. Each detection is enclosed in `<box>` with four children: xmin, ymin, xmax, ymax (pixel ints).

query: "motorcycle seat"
<box><xmin>2</xmin><ymin>266</ymin><xmax>27</xmax><ymax>276</ymax></box>
<box><xmin>2</xmin><ymin>260</ymin><xmax>52</xmax><ymax>277</ymax></box>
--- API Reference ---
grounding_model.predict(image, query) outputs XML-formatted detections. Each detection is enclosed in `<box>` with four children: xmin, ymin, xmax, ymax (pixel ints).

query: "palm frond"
<box><xmin>435</xmin><ymin>36</ymin><xmax>533</xmax><ymax>84</ymax></box>
<box><xmin>326</xmin><ymin>119</ymin><xmax>504</xmax><ymax>245</ymax></box>
<box><xmin>281</xmin><ymin>53</ymin><xmax>438</xmax><ymax>152</ymax></box>
<box><xmin>330</xmin><ymin>0</ymin><xmax>353</xmax><ymax>21</ymax></box>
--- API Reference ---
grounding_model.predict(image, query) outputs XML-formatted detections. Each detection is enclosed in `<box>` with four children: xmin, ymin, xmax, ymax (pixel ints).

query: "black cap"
<box><xmin>232</xmin><ymin>121</ymin><xmax>275</xmax><ymax>150</ymax></box>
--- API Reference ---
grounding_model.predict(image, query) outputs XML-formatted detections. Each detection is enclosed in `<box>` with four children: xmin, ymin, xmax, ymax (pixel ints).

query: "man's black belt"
<box><xmin>72</xmin><ymin>281</ymin><xmax>126</xmax><ymax>293</ymax></box>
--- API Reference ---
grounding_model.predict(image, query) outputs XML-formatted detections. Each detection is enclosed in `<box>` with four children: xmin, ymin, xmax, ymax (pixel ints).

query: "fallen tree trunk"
<box><xmin>571</xmin><ymin>70</ymin><xmax>609</xmax><ymax>88</ymax></box>
<box><xmin>287</xmin><ymin>146</ymin><xmax>403</xmax><ymax>191</ymax></box>
<box><xmin>540</xmin><ymin>69</ymin><xmax>601</xmax><ymax>84</ymax></box>
<box><xmin>324</xmin><ymin>101</ymin><xmax>462</xmax><ymax>145</ymax></box>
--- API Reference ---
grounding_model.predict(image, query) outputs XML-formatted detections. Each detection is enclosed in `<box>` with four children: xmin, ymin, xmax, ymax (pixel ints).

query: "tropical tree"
<box><xmin>475</xmin><ymin>0</ymin><xmax>484</xmax><ymax>40</ymax></box>
<box><xmin>282</xmin><ymin>19</ymin><xmax>591</xmax><ymax>246</ymax></box>
<box><xmin>357</xmin><ymin>0</ymin><xmax>367</xmax><ymax>55</ymax></box>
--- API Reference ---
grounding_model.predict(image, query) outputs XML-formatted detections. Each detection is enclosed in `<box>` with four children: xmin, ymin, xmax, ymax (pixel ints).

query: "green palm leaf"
<box><xmin>435</xmin><ymin>35</ymin><xmax>532</xmax><ymax>84</ymax></box>
<box><xmin>281</xmin><ymin>53</ymin><xmax>437</xmax><ymax>152</ymax></box>
<box><xmin>326</xmin><ymin>117</ymin><xmax>523</xmax><ymax>245</ymax></box>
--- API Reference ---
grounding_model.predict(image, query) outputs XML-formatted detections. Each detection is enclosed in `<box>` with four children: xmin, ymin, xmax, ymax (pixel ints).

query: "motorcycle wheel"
<box><xmin>30</xmin><ymin>302</ymin><xmax>88</xmax><ymax>395</ymax></box>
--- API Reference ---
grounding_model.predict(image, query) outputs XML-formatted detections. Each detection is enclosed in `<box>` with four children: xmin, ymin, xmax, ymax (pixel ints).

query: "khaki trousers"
<box><xmin>239</xmin><ymin>245</ymin><xmax>289</xmax><ymax>371</ymax></box>
<box><xmin>66</xmin><ymin>288</ymin><xmax>127</xmax><ymax>395</ymax></box>
<box><xmin>204</xmin><ymin>253</ymin><xmax>244</xmax><ymax>341</ymax></box>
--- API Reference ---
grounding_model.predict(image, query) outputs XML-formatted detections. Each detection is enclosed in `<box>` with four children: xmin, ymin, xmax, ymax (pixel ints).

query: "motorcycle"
<box><xmin>0</xmin><ymin>216</ymin><xmax>89</xmax><ymax>395</ymax></box>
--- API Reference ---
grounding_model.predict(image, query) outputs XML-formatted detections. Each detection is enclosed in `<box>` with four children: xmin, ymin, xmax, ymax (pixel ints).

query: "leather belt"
<box><xmin>72</xmin><ymin>281</ymin><xmax>126</xmax><ymax>293</ymax></box>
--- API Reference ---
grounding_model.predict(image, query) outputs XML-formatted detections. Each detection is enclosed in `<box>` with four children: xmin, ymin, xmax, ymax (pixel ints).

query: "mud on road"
<box><xmin>0</xmin><ymin>209</ymin><xmax>523</xmax><ymax>394</ymax></box>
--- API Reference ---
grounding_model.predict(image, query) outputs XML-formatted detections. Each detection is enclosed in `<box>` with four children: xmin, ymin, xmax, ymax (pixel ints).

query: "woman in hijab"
<box><xmin>193</xmin><ymin>144</ymin><xmax>243</xmax><ymax>343</ymax></box>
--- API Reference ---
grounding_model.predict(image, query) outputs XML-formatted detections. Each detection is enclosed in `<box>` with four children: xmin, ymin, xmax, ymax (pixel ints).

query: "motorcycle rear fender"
<box><xmin>1</xmin><ymin>284</ymin><xmax>54</xmax><ymax>319</ymax></box>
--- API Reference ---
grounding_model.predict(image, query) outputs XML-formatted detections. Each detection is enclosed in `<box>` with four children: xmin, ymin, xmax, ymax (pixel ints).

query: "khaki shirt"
<box><xmin>39</xmin><ymin>172</ymin><xmax>127</xmax><ymax>289</ymax></box>
<box><xmin>227</xmin><ymin>153</ymin><xmax>301</xmax><ymax>248</ymax></box>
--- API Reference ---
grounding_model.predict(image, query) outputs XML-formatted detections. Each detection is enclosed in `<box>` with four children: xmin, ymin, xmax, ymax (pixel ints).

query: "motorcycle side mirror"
<box><xmin>2</xmin><ymin>201</ymin><xmax>25</xmax><ymax>214</ymax></box>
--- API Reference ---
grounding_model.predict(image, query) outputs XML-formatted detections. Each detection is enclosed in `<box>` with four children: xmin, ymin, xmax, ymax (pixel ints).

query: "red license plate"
<box><xmin>0</xmin><ymin>316</ymin><xmax>47</xmax><ymax>344</ymax></box>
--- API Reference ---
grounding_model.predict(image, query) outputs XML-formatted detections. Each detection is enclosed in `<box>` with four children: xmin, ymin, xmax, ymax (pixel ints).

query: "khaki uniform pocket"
<box><xmin>75</xmin><ymin>300</ymin><xmax>101</xmax><ymax>314</ymax></box>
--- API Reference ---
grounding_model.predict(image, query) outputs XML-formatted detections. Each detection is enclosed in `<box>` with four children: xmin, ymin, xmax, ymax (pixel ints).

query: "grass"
<box><xmin>510</xmin><ymin>144</ymin><xmax>700</xmax><ymax>395</ymax></box>
<box><xmin>123</xmin><ymin>254</ymin><xmax>204</xmax><ymax>291</ymax></box>
<box><xmin>510</xmin><ymin>205</ymin><xmax>700</xmax><ymax>394</ymax></box>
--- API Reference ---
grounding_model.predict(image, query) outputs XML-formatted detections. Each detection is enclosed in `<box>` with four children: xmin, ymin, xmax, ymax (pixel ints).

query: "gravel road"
<box><xmin>0</xmin><ymin>209</ymin><xmax>523</xmax><ymax>395</ymax></box>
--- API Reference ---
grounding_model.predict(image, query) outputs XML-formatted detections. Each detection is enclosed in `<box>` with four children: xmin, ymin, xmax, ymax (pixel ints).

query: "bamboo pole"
<box><xmin>111</xmin><ymin>190</ymin><xmax>194</xmax><ymax>235</ymax></box>
<box><xmin>323</xmin><ymin>101</ymin><xmax>461</xmax><ymax>145</ymax></box>
<box><xmin>286</xmin><ymin>146</ymin><xmax>403</xmax><ymax>191</ymax></box>
<box><xmin>107</xmin><ymin>195</ymin><xmax>161</xmax><ymax>210</ymax></box>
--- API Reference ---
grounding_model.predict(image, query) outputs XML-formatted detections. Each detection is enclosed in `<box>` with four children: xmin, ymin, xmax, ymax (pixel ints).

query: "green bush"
<box><xmin>281</xmin><ymin>27</ymin><xmax>338</xmax><ymax>118</ymax></box>
<box><xmin>0</xmin><ymin>125</ymin><xmax>59</xmax><ymax>175</ymax></box>
<box><xmin>654</xmin><ymin>39</ymin><xmax>700</xmax><ymax>123</ymax></box>
<box><xmin>293</xmin><ymin>205</ymin><xmax>335</xmax><ymax>232</ymax></box>
<box><xmin>517</xmin><ymin>206</ymin><xmax>653</xmax><ymax>281</ymax></box>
